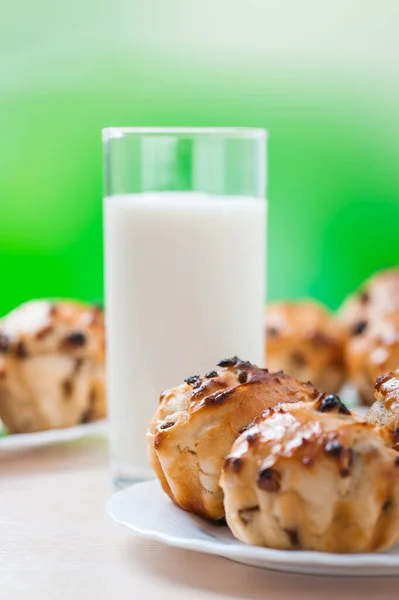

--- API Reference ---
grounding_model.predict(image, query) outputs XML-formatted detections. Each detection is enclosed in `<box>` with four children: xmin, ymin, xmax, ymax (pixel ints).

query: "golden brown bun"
<box><xmin>345</xmin><ymin>313</ymin><xmax>399</xmax><ymax>406</ymax></box>
<box><xmin>0</xmin><ymin>300</ymin><xmax>106</xmax><ymax>433</ymax></box>
<box><xmin>220</xmin><ymin>395</ymin><xmax>399</xmax><ymax>553</ymax></box>
<box><xmin>265</xmin><ymin>301</ymin><xmax>345</xmax><ymax>393</ymax></box>
<box><xmin>338</xmin><ymin>269</ymin><xmax>399</xmax><ymax>334</ymax></box>
<box><xmin>147</xmin><ymin>357</ymin><xmax>321</xmax><ymax>520</ymax></box>
<box><xmin>366</xmin><ymin>369</ymin><xmax>399</xmax><ymax>435</ymax></box>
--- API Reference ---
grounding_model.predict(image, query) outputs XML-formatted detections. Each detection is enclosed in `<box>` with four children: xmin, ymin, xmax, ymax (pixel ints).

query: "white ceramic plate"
<box><xmin>107</xmin><ymin>480</ymin><xmax>399</xmax><ymax>576</ymax></box>
<box><xmin>0</xmin><ymin>419</ymin><xmax>107</xmax><ymax>450</ymax></box>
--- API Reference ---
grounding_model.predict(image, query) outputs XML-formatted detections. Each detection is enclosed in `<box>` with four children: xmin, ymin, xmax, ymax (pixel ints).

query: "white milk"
<box><xmin>104</xmin><ymin>192</ymin><xmax>267</xmax><ymax>481</ymax></box>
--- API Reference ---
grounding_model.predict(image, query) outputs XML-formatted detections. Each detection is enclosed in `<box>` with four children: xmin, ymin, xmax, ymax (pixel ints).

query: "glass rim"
<box><xmin>102</xmin><ymin>127</ymin><xmax>267</xmax><ymax>141</ymax></box>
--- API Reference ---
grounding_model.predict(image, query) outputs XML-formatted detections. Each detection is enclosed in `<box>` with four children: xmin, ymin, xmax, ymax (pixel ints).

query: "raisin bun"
<box><xmin>147</xmin><ymin>357</ymin><xmax>321</xmax><ymax>520</ymax></box>
<box><xmin>366</xmin><ymin>369</ymin><xmax>399</xmax><ymax>435</ymax></box>
<box><xmin>220</xmin><ymin>395</ymin><xmax>399</xmax><ymax>553</ymax></box>
<box><xmin>265</xmin><ymin>301</ymin><xmax>345</xmax><ymax>393</ymax></box>
<box><xmin>345</xmin><ymin>313</ymin><xmax>399</xmax><ymax>406</ymax></box>
<box><xmin>338</xmin><ymin>269</ymin><xmax>399</xmax><ymax>335</ymax></box>
<box><xmin>0</xmin><ymin>299</ymin><xmax>106</xmax><ymax>433</ymax></box>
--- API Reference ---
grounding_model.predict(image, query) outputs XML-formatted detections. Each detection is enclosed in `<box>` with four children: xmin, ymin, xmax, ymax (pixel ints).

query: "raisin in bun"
<box><xmin>345</xmin><ymin>313</ymin><xmax>399</xmax><ymax>406</ymax></box>
<box><xmin>265</xmin><ymin>301</ymin><xmax>345</xmax><ymax>394</ymax></box>
<box><xmin>147</xmin><ymin>357</ymin><xmax>321</xmax><ymax>520</ymax></box>
<box><xmin>366</xmin><ymin>369</ymin><xmax>399</xmax><ymax>435</ymax></box>
<box><xmin>0</xmin><ymin>299</ymin><xmax>106</xmax><ymax>433</ymax></box>
<box><xmin>220</xmin><ymin>395</ymin><xmax>399</xmax><ymax>553</ymax></box>
<box><xmin>338</xmin><ymin>268</ymin><xmax>399</xmax><ymax>336</ymax></box>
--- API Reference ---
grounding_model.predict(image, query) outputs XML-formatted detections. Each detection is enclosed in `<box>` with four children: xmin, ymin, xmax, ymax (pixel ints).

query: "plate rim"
<box><xmin>106</xmin><ymin>480</ymin><xmax>399</xmax><ymax>569</ymax></box>
<box><xmin>0</xmin><ymin>419</ymin><xmax>108</xmax><ymax>450</ymax></box>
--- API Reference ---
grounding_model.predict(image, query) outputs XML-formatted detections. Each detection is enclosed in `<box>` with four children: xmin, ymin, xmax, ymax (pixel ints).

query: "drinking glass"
<box><xmin>103</xmin><ymin>127</ymin><xmax>267</xmax><ymax>487</ymax></box>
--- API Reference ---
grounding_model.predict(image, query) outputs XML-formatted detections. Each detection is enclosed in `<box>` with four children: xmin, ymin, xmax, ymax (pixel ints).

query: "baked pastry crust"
<box><xmin>366</xmin><ymin>369</ymin><xmax>399</xmax><ymax>434</ymax></box>
<box><xmin>147</xmin><ymin>357</ymin><xmax>321</xmax><ymax>520</ymax></box>
<box><xmin>220</xmin><ymin>395</ymin><xmax>399</xmax><ymax>553</ymax></box>
<box><xmin>265</xmin><ymin>301</ymin><xmax>345</xmax><ymax>393</ymax></box>
<box><xmin>0</xmin><ymin>300</ymin><xmax>106</xmax><ymax>433</ymax></box>
<box><xmin>345</xmin><ymin>313</ymin><xmax>399</xmax><ymax>406</ymax></box>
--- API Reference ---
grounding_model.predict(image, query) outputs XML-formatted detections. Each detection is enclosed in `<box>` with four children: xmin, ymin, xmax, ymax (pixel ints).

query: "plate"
<box><xmin>0</xmin><ymin>419</ymin><xmax>107</xmax><ymax>451</ymax></box>
<box><xmin>106</xmin><ymin>480</ymin><xmax>399</xmax><ymax>576</ymax></box>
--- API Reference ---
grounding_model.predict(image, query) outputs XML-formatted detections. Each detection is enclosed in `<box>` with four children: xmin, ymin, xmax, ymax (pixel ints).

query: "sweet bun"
<box><xmin>0</xmin><ymin>299</ymin><xmax>106</xmax><ymax>433</ymax></box>
<box><xmin>220</xmin><ymin>395</ymin><xmax>399</xmax><ymax>553</ymax></box>
<box><xmin>366</xmin><ymin>369</ymin><xmax>399</xmax><ymax>435</ymax></box>
<box><xmin>265</xmin><ymin>301</ymin><xmax>345</xmax><ymax>393</ymax></box>
<box><xmin>345</xmin><ymin>313</ymin><xmax>399</xmax><ymax>406</ymax></box>
<box><xmin>147</xmin><ymin>357</ymin><xmax>321</xmax><ymax>520</ymax></box>
<box><xmin>338</xmin><ymin>269</ymin><xmax>399</xmax><ymax>335</ymax></box>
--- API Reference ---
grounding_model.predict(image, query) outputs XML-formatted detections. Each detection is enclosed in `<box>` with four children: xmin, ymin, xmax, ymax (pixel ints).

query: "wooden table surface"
<box><xmin>1</xmin><ymin>436</ymin><xmax>399</xmax><ymax>599</ymax></box>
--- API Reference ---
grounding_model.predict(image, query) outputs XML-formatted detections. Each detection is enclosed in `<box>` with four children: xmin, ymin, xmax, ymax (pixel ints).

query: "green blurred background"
<box><xmin>1</xmin><ymin>0</ymin><xmax>399</xmax><ymax>315</ymax></box>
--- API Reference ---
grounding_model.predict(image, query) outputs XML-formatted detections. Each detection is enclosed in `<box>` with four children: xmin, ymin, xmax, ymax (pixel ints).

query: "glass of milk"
<box><xmin>103</xmin><ymin>127</ymin><xmax>267</xmax><ymax>487</ymax></box>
